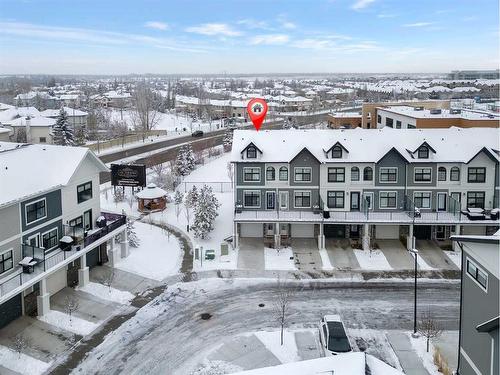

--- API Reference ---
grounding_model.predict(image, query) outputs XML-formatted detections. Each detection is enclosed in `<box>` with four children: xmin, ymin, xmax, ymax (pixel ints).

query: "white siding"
<box><xmin>240</xmin><ymin>223</ymin><xmax>262</xmax><ymax>237</ymax></box>
<box><xmin>46</xmin><ymin>267</ymin><xmax>67</xmax><ymax>295</ymax></box>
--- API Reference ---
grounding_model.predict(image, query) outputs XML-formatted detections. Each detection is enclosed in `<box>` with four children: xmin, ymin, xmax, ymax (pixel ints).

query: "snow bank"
<box><xmin>0</xmin><ymin>345</ymin><xmax>52</xmax><ymax>375</ymax></box>
<box><xmin>77</xmin><ymin>282</ymin><xmax>135</xmax><ymax>305</ymax></box>
<box><xmin>38</xmin><ymin>310</ymin><xmax>99</xmax><ymax>336</ymax></box>
<box><xmin>353</xmin><ymin>249</ymin><xmax>392</xmax><ymax>270</ymax></box>
<box><xmin>264</xmin><ymin>247</ymin><xmax>296</xmax><ymax>271</ymax></box>
<box><xmin>409</xmin><ymin>333</ymin><xmax>441</xmax><ymax>375</ymax></box>
<box><xmin>254</xmin><ymin>330</ymin><xmax>300</xmax><ymax>364</ymax></box>
<box><xmin>443</xmin><ymin>250</ymin><xmax>461</xmax><ymax>269</ymax></box>
<box><xmin>410</xmin><ymin>252</ymin><xmax>434</xmax><ymax>270</ymax></box>
<box><xmin>319</xmin><ymin>249</ymin><xmax>333</xmax><ymax>270</ymax></box>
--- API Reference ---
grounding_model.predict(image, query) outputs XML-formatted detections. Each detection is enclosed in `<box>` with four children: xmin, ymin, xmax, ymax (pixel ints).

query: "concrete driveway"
<box><xmin>291</xmin><ymin>238</ymin><xmax>322</xmax><ymax>272</ymax></box>
<box><xmin>415</xmin><ymin>240</ymin><xmax>459</xmax><ymax>270</ymax></box>
<box><xmin>237</xmin><ymin>238</ymin><xmax>265</xmax><ymax>270</ymax></box>
<box><xmin>325</xmin><ymin>238</ymin><xmax>360</xmax><ymax>270</ymax></box>
<box><xmin>375</xmin><ymin>240</ymin><xmax>415</xmax><ymax>270</ymax></box>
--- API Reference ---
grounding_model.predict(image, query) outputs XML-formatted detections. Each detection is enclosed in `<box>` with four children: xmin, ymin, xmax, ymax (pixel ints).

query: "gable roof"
<box><xmin>240</xmin><ymin>142</ymin><xmax>263</xmax><ymax>155</ymax></box>
<box><xmin>325</xmin><ymin>141</ymin><xmax>349</xmax><ymax>155</ymax></box>
<box><xmin>413</xmin><ymin>141</ymin><xmax>437</xmax><ymax>154</ymax></box>
<box><xmin>290</xmin><ymin>146</ymin><xmax>321</xmax><ymax>164</ymax></box>
<box><xmin>466</xmin><ymin>146</ymin><xmax>499</xmax><ymax>164</ymax></box>
<box><xmin>377</xmin><ymin>147</ymin><xmax>410</xmax><ymax>163</ymax></box>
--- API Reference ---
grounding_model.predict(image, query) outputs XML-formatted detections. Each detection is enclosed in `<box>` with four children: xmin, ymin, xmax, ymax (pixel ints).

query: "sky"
<box><xmin>0</xmin><ymin>0</ymin><xmax>498</xmax><ymax>74</ymax></box>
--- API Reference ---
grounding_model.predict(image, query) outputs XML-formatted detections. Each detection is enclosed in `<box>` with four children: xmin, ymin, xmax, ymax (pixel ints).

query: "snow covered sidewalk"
<box><xmin>77</xmin><ymin>282</ymin><xmax>135</xmax><ymax>305</ymax></box>
<box><xmin>38</xmin><ymin>309</ymin><xmax>100</xmax><ymax>336</ymax></box>
<box><xmin>264</xmin><ymin>247</ymin><xmax>297</xmax><ymax>271</ymax></box>
<box><xmin>0</xmin><ymin>345</ymin><xmax>52</xmax><ymax>375</ymax></box>
<box><xmin>353</xmin><ymin>249</ymin><xmax>392</xmax><ymax>271</ymax></box>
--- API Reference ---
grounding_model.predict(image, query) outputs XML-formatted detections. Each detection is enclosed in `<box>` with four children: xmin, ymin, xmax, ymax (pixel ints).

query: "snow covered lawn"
<box><xmin>443</xmin><ymin>250</ymin><xmax>461</xmax><ymax>269</ymax></box>
<box><xmin>115</xmin><ymin>221</ymin><xmax>183</xmax><ymax>281</ymax></box>
<box><xmin>77</xmin><ymin>282</ymin><xmax>135</xmax><ymax>305</ymax></box>
<box><xmin>410</xmin><ymin>252</ymin><xmax>434</xmax><ymax>270</ymax></box>
<box><xmin>38</xmin><ymin>310</ymin><xmax>99</xmax><ymax>336</ymax></box>
<box><xmin>353</xmin><ymin>249</ymin><xmax>392</xmax><ymax>270</ymax></box>
<box><xmin>254</xmin><ymin>330</ymin><xmax>300</xmax><ymax>364</ymax></box>
<box><xmin>409</xmin><ymin>333</ymin><xmax>441</xmax><ymax>375</ymax></box>
<box><xmin>264</xmin><ymin>247</ymin><xmax>296</xmax><ymax>270</ymax></box>
<box><xmin>0</xmin><ymin>345</ymin><xmax>51</xmax><ymax>375</ymax></box>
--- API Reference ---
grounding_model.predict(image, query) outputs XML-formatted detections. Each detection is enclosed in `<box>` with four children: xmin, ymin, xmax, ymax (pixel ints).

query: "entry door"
<box><xmin>450</xmin><ymin>192</ymin><xmax>461</xmax><ymax>211</ymax></box>
<box><xmin>437</xmin><ymin>193</ymin><xmax>447</xmax><ymax>211</ymax></box>
<box><xmin>27</xmin><ymin>234</ymin><xmax>39</xmax><ymax>247</ymax></box>
<box><xmin>350</xmin><ymin>192</ymin><xmax>360</xmax><ymax>211</ymax></box>
<box><xmin>266</xmin><ymin>192</ymin><xmax>276</xmax><ymax>210</ymax></box>
<box><xmin>436</xmin><ymin>226</ymin><xmax>446</xmax><ymax>240</ymax></box>
<box><xmin>83</xmin><ymin>209</ymin><xmax>92</xmax><ymax>231</ymax></box>
<box><xmin>279</xmin><ymin>191</ymin><xmax>288</xmax><ymax>210</ymax></box>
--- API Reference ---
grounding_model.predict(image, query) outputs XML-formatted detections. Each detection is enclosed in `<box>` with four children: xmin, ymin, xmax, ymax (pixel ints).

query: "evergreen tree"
<box><xmin>185</xmin><ymin>185</ymin><xmax>198</xmax><ymax>208</ymax></box>
<box><xmin>174</xmin><ymin>190</ymin><xmax>183</xmax><ymax>219</ymax></box>
<box><xmin>175</xmin><ymin>146</ymin><xmax>189</xmax><ymax>176</ymax></box>
<box><xmin>74</xmin><ymin>125</ymin><xmax>88</xmax><ymax>146</ymax></box>
<box><xmin>185</xmin><ymin>144</ymin><xmax>195</xmax><ymax>172</ymax></box>
<box><xmin>126</xmin><ymin>218</ymin><xmax>140</xmax><ymax>248</ymax></box>
<box><xmin>192</xmin><ymin>185</ymin><xmax>220</xmax><ymax>239</ymax></box>
<box><xmin>223</xmin><ymin>130</ymin><xmax>233</xmax><ymax>152</ymax></box>
<box><xmin>52</xmin><ymin>108</ymin><xmax>75</xmax><ymax>146</ymax></box>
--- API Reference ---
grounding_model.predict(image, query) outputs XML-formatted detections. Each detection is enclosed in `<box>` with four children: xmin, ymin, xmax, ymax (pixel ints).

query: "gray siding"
<box><xmin>20</xmin><ymin>190</ymin><xmax>62</xmax><ymax>232</ymax></box>
<box><xmin>0</xmin><ymin>204</ymin><xmax>20</xmax><ymax>240</ymax></box>
<box><xmin>290</xmin><ymin>149</ymin><xmax>320</xmax><ymax>187</ymax></box>
<box><xmin>236</xmin><ymin>163</ymin><xmax>265</xmax><ymax>186</ymax></box>
<box><xmin>375</xmin><ymin>149</ymin><xmax>407</xmax><ymax>187</ymax></box>
<box><xmin>407</xmin><ymin>163</ymin><xmax>437</xmax><ymax>187</ymax></box>
<box><xmin>236</xmin><ymin>188</ymin><xmax>319</xmax><ymax>211</ymax></box>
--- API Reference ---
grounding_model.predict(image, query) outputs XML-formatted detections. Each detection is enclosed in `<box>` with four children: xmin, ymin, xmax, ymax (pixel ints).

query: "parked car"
<box><xmin>319</xmin><ymin>315</ymin><xmax>352</xmax><ymax>355</ymax></box>
<box><xmin>191</xmin><ymin>130</ymin><xmax>204</xmax><ymax>137</ymax></box>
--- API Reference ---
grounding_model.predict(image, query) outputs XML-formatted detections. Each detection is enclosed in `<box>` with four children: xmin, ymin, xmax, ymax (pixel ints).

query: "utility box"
<box><xmin>221</xmin><ymin>243</ymin><xmax>229</xmax><ymax>256</ymax></box>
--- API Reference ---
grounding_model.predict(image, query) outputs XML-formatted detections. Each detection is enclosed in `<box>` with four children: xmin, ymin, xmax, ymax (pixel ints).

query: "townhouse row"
<box><xmin>0</xmin><ymin>142</ymin><xmax>127</xmax><ymax>329</ymax></box>
<box><xmin>230</xmin><ymin>127</ymin><xmax>500</xmax><ymax>249</ymax></box>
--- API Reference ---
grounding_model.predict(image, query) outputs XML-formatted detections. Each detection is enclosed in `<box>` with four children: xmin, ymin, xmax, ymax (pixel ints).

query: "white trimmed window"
<box><xmin>42</xmin><ymin>228</ymin><xmax>59</xmax><ymax>251</ymax></box>
<box><xmin>25</xmin><ymin>198</ymin><xmax>47</xmax><ymax>224</ymax></box>
<box><xmin>294</xmin><ymin>167</ymin><xmax>312</xmax><ymax>182</ymax></box>
<box><xmin>294</xmin><ymin>191</ymin><xmax>311</xmax><ymax>208</ymax></box>
<box><xmin>379</xmin><ymin>191</ymin><xmax>397</xmax><ymax>208</ymax></box>
<box><xmin>414</xmin><ymin>168</ymin><xmax>432</xmax><ymax>182</ymax></box>
<box><xmin>243</xmin><ymin>167</ymin><xmax>260</xmax><ymax>182</ymax></box>
<box><xmin>466</xmin><ymin>258</ymin><xmax>488</xmax><ymax>291</ymax></box>
<box><xmin>243</xmin><ymin>191</ymin><xmax>261</xmax><ymax>208</ymax></box>
<box><xmin>413</xmin><ymin>192</ymin><xmax>431</xmax><ymax>209</ymax></box>
<box><xmin>379</xmin><ymin>168</ymin><xmax>398</xmax><ymax>183</ymax></box>
<box><xmin>0</xmin><ymin>249</ymin><xmax>13</xmax><ymax>274</ymax></box>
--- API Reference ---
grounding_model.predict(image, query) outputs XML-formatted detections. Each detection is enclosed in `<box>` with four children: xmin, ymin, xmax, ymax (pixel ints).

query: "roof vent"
<box><xmin>430</xmin><ymin>109</ymin><xmax>442</xmax><ymax>115</ymax></box>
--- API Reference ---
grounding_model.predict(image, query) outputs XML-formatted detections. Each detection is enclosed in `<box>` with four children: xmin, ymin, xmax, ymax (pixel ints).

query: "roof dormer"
<box><xmin>240</xmin><ymin>142</ymin><xmax>262</xmax><ymax>160</ymax></box>
<box><xmin>413</xmin><ymin>142</ymin><xmax>436</xmax><ymax>159</ymax></box>
<box><xmin>324</xmin><ymin>142</ymin><xmax>349</xmax><ymax>159</ymax></box>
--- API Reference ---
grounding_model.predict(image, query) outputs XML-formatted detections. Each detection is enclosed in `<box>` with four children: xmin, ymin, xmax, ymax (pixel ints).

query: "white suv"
<box><xmin>319</xmin><ymin>315</ymin><xmax>352</xmax><ymax>356</ymax></box>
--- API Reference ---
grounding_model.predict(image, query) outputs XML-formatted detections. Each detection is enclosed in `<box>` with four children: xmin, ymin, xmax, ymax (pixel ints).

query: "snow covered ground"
<box><xmin>353</xmin><ymin>249</ymin><xmax>392</xmax><ymax>270</ymax></box>
<box><xmin>264</xmin><ymin>247</ymin><xmax>296</xmax><ymax>270</ymax></box>
<box><xmin>409</xmin><ymin>333</ymin><xmax>441</xmax><ymax>375</ymax></box>
<box><xmin>38</xmin><ymin>310</ymin><xmax>99</xmax><ymax>336</ymax></box>
<box><xmin>319</xmin><ymin>249</ymin><xmax>334</xmax><ymax>270</ymax></box>
<box><xmin>0</xmin><ymin>345</ymin><xmax>52</xmax><ymax>375</ymax></box>
<box><xmin>115</xmin><ymin>221</ymin><xmax>183</xmax><ymax>281</ymax></box>
<box><xmin>443</xmin><ymin>250</ymin><xmax>461</xmax><ymax>269</ymax></box>
<box><xmin>77</xmin><ymin>282</ymin><xmax>135</xmax><ymax>305</ymax></box>
<box><xmin>253</xmin><ymin>330</ymin><xmax>300</xmax><ymax>363</ymax></box>
<box><xmin>410</xmin><ymin>252</ymin><xmax>435</xmax><ymax>271</ymax></box>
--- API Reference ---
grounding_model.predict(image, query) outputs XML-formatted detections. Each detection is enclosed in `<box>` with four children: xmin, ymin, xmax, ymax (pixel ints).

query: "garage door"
<box><xmin>462</xmin><ymin>226</ymin><xmax>486</xmax><ymax>235</ymax></box>
<box><xmin>375</xmin><ymin>225</ymin><xmax>399</xmax><ymax>239</ymax></box>
<box><xmin>0</xmin><ymin>294</ymin><xmax>22</xmax><ymax>329</ymax></box>
<box><xmin>240</xmin><ymin>223</ymin><xmax>263</xmax><ymax>237</ymax></box>
<box><xmin>47</xmin><ymin>267</ymin><xmax>67</xmax><ymax>295</ymax></box>
<box><xmin>414</xmin><ymin>225</ymin><xmax>432</xmax><ymax>239</ymax></box>
<box><xmin>291</xmin><ymin>224</ymin><xmax>314</xmax><ymax>238</ymax></box>
<box><xmin>324</xmin><ymin>225</ymin><xmax>346</xmax><ymax>238</ymax></box>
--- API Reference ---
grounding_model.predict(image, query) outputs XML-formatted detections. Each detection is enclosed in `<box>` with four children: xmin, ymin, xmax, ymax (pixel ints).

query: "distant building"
<box><xmin>376</xmin><ymin>106</ymin><xmax>499</xmax><ymax>129</ymax></box>
<box><xmin>451</xmin><ymin>231</ymin><xmax>499</xmax><ymax>375</ymax></box>
<box><xmin>327</xmin><ymin>112</ymin><xmax>362</xmax><ymax>129</ymax></box>
<box><xmin>448</xmin><ymin>70</ymin><xmax>500</xmax><ymax>80</ymax></box>
<box><xmin>1</xmin><ymin>116</ymin><xmax>56</xmax><ymax>144</ymax></box>
<box><xmin>40</xmin><ymin>107</ymin><xmax>88</xmax><ymax>128</ymax></box>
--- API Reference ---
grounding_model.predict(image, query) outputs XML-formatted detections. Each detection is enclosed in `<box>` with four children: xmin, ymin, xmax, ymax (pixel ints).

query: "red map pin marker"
<box><xmin>247</xmin><ymin>98</ymin><xmax>268</xmax><ymax>131</ymax></box>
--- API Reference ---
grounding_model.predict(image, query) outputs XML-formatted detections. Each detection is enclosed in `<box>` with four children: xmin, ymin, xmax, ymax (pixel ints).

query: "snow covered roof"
<box><xmin>5</xmin><ymin>116</ymin><xmax>56</xmax><ymax>127</ymax></box>
<box><xmin>378</xmin><ymin>105</ymin><xmax>499</xmax><ymax>120</ymax></box>
<box><xmin>231</xmin><ymin>127</ymin><xmax>500</xmax><ymax>164</ymax></box>
<box><xmin>0</xmin><ymin>107</ymin><xmax>41</xmax><ymax>122</ymax></box>
<box><xmin>0</xmin><ymin>103</ymin><xmax>14</xmax><ymax>111</ymax></box>
<box><xmin>40</xmin><ymin>107</ymin><xmax>88</xmax><ymax>117</ymax></box>
<box><xmin>0</xmin><ymin>142</ymin><xmax>108</xmax><ymax>208</ymax></box>
<box><xmin>329</xmin><ymin>112</ymin><xmax>362</xmax><ymax>118</ymax></box>
<box><xmin>136</xmin><ymin>183</ymin><xmax>168</xmax><ymax>199</ymax></box>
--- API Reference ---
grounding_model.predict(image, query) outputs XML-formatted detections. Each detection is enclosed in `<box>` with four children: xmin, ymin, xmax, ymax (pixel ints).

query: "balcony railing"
<box><xmin>0</xmin><ymin>212</ymin><xmax>126</xmax><ymax>299</ymax></box>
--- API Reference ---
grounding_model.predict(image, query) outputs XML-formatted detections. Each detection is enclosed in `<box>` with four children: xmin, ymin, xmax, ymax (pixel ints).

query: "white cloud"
<box><xmin>237</xmin><ymin>19</ymin><xmax>270</xmax><ymax>30</ymax></box>
<box><xmin>292</xmin><ymin>38</ymin><xmax>333</xmax><ymax>50</ymax></box>
<box><xmin>403</xmin><ymin>22</ymin><xmax>434</xmax><ymax>27</ymax></box>
<box><xmin>249</xmin><ymin>34</ymin><xmax>289</xmax><ymax>45</ymax></box>
<box><xmin>351</xmin><ymin>0</ymin><xmax>376</xmax><ymax>10</ymax></box>
<box><xmin>144</xmin><ymin>21</ymin><xmax>169</xmax><ymax>31</ymax></box>
<box><xmin>185</xmin><ymin>23</ymin><xmax>241</xmax><ymax>36</ymax></box>
<box><xmin>377</xmin><ymin>13</ymin><xmax>396</xmax><ymax>18</ymax></box>
<box><xmin>281</xmin><ymin>21</ymin><xmax>296</xmax><ymax>29</ymax></box>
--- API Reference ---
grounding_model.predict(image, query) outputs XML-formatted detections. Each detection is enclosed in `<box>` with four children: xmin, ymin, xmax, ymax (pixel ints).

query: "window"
<box><xmin>39</xmin><ymin>137</ymin><xmax>47</xmax><ymax>143</ymax></box>
<box><xmin>414</xmin><ymin>192</ymin><xmax>431</xmax><ymax>209</ymax></box>
<box><xmin>468</xmin><ymin>167</ymin><xmax>486</xmax><ymax>183</ymax></box>
<box><xmin>467</xmin><ymin>192</ymin><xmax>485</xmax><ymax>208</ymax></box>
<box><xmin>294</xmin><ymin>167</ymin><xmax>312</xmax><ymax>182</ymax></box>
<box><xmin>0</xmin><ymin>250</ymin><xmax>13</xmax><ymax>274</ymax></box>
<box><xmin>380</xmin><ymin>167</ymin><xmax>398</xmax><ymax>183</ymax></box>
<box><xmin>279</xmin><ymin>167</ymin><xmax>288</xmax><ymax>181</ymax></box>
<box><xmin>246</xmin><ymin>146</ymin><xmax>257</xmax><ymax>159</ymax></box>
<box><xmin>42</xmin><ymin>228</ymin><xmax>58</xmax><ymax>250</ymax></box>
<box><xmin>450</xmin><ymin>167</ymin><xmax>460</xmax><ymax>181</ymax></box>
<box><xmin>243</xmin><ymin>167</ymin><xmax>260</xmax><ymax>182</ymax></box>
<box><xmin>331</xmin><ymin>146</ymin><xmax>342</xmax><ymax>158</ymax></box>
<box><xmin>69</xmin><ymin>216</ymin><xmax>83</xmax><ymax>227</ymax></box>
<box><xmin>414</xmin><ymin>168</ymin><xmax>432</xmax><ymax>182</ymax></box>
<box><xmin>327</xmin><ymin>191</ymin><xmax>344</xmax><ymax>208</ymax></box>
<box><xmin>385</xmin><ymin>118</ymin><xmax>393</xmax><ymax>128</ymax></box>
<box><xmin>243</xmin><ymin>191</ymin><xmax>260</xmax><ymax>207</ymax></box>
<box><xmin>396</xmin><ymin>120</ymin><xmax>402</xmax><ymax>129</ymax></box>
<box><xmin>379</xmin><ymin>191</ymin><xmax>397</xmax><ymax>208</ymax></box>
<box><xmin>77</xmin><ymin>181</ymin><xmax>93</xmax><ymax>203</ymax></box>
<box><xmin>466</xmin><ymin>259</ymin><xmax>488</xmax><ymax>290</ymax></box>
<box><xmin>408</xmin><ymin>124</ymin><xmax>416</xmax><ymax>129</ymax></box>
<box><xmin>25</xmin><ymin>199</ymin><xmax>46</xmax><ymax>224</ymax></box>
<box><xmin>266</xmin><ymin>167</ymin><xmax>275</xmax><ymax>181</ymax></box>
<box><xmin>363</xmin><ymin>167</ymin><xmax>373</xmax><ymax>181</ymax></box>
<box><xmin>328</xmin><ymin>167</ymin><xmax>345</xmax><ymax>182</ymax></box>
<box><xmin>377</xmin><ymin>115</ymin><xmax>381</xmax><ymax>124</ymax></box>
<box><xmin>351</xmin><ymin>167</ymin><xmax>360</xmax><ymax>181</ymax></box>
<box><xmin>294</xmin><ymin>191</ymin><xmax>311</xmax><ymax>208</ymax></box>
<box><xmin>438</xmin><ymin>167</ymin><xmax>446</xmax><ymax>181</ymax></box>
<box><xmin>417</xmin><ymin>147</ymin><xmax>429</xmax><ymax>159</ymax></box>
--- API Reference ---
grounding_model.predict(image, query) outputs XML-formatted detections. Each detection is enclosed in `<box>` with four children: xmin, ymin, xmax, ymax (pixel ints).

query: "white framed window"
<box><xmin>279</xmin><ymin>191</ymin><xmax>288</xmax><ymax>210</ymax></box>
<box><xmin>243</xmin><ymin>190</ymin><xmax>261</xmax><ymax>208</ymax></box>
<box><xmin>279</xmin><ymin>167</ymin><xmax>288</xmax><ymax>181</ymax></box>
<box><xmin>413</xmin><ymin>191</ymin><xmax>432</xmax><ymax>209</ymax></box>
<box><xmin>243</xmin><ymin>167</ymin><xmax>260</xmax><ymax>182</ymax></box>
<box><xmin>294</xmin><ymin>191</ymin><xmax>311</xmax><ymax>208</ymax></box>
<box><xmin>0</xmin><ymin>249</ymin><xmax>13</xmax><ymax>274</ymax></box>
<box><xmin>379</xmin><ymin>167</ymin><xmax>398</xmax><ymax>183</ymax></box>
<box><xmin>41</xmin><ymin>227</ymin><xmax>59</xmax><ymax>251</ymax></box>
<box><xmin>414</xmin><ymin>167</ymin><xmax>432</xmax><ymax>182</ymax></box>
<box><xmin>379</xmin><ymin>191</ymin><xmax>397</xmax><ymax>209</ymax></box>
<box><xmin>362</xmin><ymin>192</ymin><xmax>374</xmax><ymax>210</ymax></box>
<box><xmin>466</xmin><ymin>258</ymin><xmax>488</xmax><ymax>291</ymax></box>
<box><xmin>294</xmin><ymin>167</ymin><xmax>312</xmax><ymax>182</ymax></box>
<box><xmin>25</xmin><ymin>198</ymin><xmax>47</xmax><ymax>225</ymax></box>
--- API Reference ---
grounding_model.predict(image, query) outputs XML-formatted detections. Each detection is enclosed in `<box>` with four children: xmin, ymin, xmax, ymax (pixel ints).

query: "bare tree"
<box><xmin>273</xmin><ymin>278</ymin><xmax>295</xmax><ymax>346</ymax></box>
<box><xmin>101</xmin><ymin>268</ymin><xmax>115</xmax><ymax>293</ymax></box>
<box><xmin>131</xmin><ymin>82</ymin><xmax>161</xmax><ymax>141</ymax></box>
<box><xmin>418</xmin><ymin>309</ymin><xmax>443</xmax><ymax>352</ymax></box>
<box><xmin>64</xmin><ymin>295</ymin><xmax>80</xmax><ymax>326</ymax></box>
<box><xmin>226</xmin><ymin>162</ymin><xmax>234</xmax><ymax>185</ymax></box>
<box><xmin>13</xmin><ymin>334</ymin><xmax>30</xmax><ymax>358</ymax></box>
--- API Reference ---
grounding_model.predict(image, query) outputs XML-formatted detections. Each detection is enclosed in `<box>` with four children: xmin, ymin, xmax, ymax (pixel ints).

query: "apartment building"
<box><xmin>230</xmin><ymin>128</ymin><xmax>499</xmax><ymax>250</ymax></box>
<box><xmin>451</xmin><ymin>231</ymin><xmax>499</xmax><ymax>375</ymax></box>
<box><xmin>327</xmin><ymin>112</ymin><xmax>362</xmax><ymax>129</ymax></box>
<box><xmin>0</xmin><ymin>142</ymin><xmax>127</xmax><ymax>329</ymax></box>
<box><xmin>448</xmin><ymin>69</ymin><xmax>500</xmax><ymax>80</ymax></box>
<box><xmin>376</xmin><ymin>106</ymin><xmax>499</xmax><ymax>129</ymax></box>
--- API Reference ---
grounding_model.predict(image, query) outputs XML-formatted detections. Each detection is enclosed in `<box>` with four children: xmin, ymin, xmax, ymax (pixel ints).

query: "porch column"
<box><xmin>120</xmin><ymin>228</ymin><xmax>130</xmax><ymax>258</ymax></box>
<box><xmin>362</xmin><ymin>223</ymin><xmax>370</xmax><ymax>251</ymax></box>
<box><xmin>108</xmin><ymin>237</ymin><xmax>121</xmax><ymax>267</ymax></box>
<box><xmin>318</xmin><ymin>222</ymin><xmax>325</xmax><ymax>250</ymax></box>
<box><xmin>407</xmin><ymin>224</ymin><xmax>414</xmax><ymax>251</ymax></box>
<box><xmin>453</xmin><ymin>224</ymin><xmax>461</xmax><ymax>251</ymax></box>
<box><xmin>37</xmin><ymin>278</ymin><xmax>50</xmax><ymax>317</ymax></box>
<box><xmin>274</xmin><ymin>223</ymin><xmax>281</xmax><ymax>249</ymax></box>
<box><xmin>78</xmin><ymin>254</ymin><xmax>90</xmax><ymax>287</ymax></box>
<box><xmin>234</xmin><ymin>222</ymin><xmax>239</xmax><ymax>248</ymax></box>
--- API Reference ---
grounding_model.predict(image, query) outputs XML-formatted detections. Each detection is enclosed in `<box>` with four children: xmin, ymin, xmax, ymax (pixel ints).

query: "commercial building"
<box><xmin>451</xmin><ymin>231</ymin><xmax>499</xmax><ymax>375</ymax></box>
<box><xmin>327</xmin><ymin>112</ymin><xmax>362</xmax><ymax>129</ymax></box>
<box><xmin>230</xmin><ymin>128</ymin><xmax>499</xmax><ymax>250</ymax></box>
<box><xmin>448</xmin><ymin>70</ymin><xmax>500</xmax><ymax>80</ymax></box>
<box><xmin>376</xmin><ymin>106</ymin><xmax>499</xmax><ymax>129</ymax></box>
<box><xmin>0</xmin><ymin>142</ymin><xmax>127</xmax><ymax>329</ymax></box>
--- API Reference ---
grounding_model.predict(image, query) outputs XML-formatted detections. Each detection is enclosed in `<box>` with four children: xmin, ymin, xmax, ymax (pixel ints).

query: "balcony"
<box><xmin>0</xmin><ymin>212</ymin><xmax>126</xmax><ymax>301</ymax></box>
